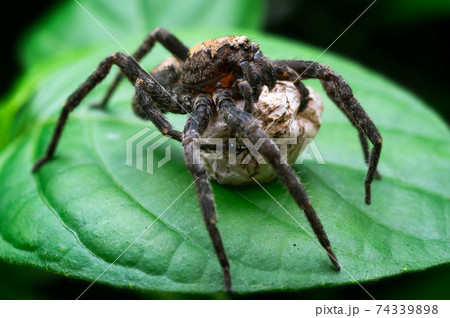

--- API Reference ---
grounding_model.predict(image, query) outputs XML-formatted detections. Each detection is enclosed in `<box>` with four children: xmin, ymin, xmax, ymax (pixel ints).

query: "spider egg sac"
<box><xmin>201</xmin><ymin>81</ymin><xmax>323</xmax><ymax>185</ymax></box>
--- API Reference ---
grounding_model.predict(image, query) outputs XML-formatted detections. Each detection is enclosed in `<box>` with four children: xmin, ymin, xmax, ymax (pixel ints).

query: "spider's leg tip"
<box><xmin>374</xmin><ymin>170</ymin><xmax>382</xmax><ymax>180</ymax></box>
<box><xmin>225</xmin><ymin>284</ymin><xmax>233</xmax><ymax>293</ymax></box>
<box><xmin>364</xmin><ymin>184</ymin><xmax>372</xmax><ymax>205</ymax></box>
<box><xmin>327</xmin><ymin>251</ymin><xmax>341</xmax><ymax>271</ymax></box>
<box><xmin>334</xmin><ymin>262</ymin><xmax>341</xmax><ymax>271</ymax></box>
<box><xmin>32</xmin><ymin>156</ymin><xmax>49</xmax><ymax>173</ymax></box>
<box><xmin>224</xmin><ymin>276</ymin><xmax>233</xmax><ymax>293</ymax></box>
<box><xmin>90</xmin><ymin>103</ymin><xmax>106</xmax><ymax>110</ymax></box>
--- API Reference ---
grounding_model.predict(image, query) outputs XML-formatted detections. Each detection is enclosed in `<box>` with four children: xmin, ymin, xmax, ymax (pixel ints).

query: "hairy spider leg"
<box><xmin>216</xmin><ymin>91</ymin><xmax>341</xmax><ymax>271</ymax></box>
<box><xmin>134</xmin><ymin>77</ymin><xmax>186</xmax><ymax>140</ymax></box>
<box><xmin>183</xmin><ymin>95</ymin><xmax>232</xmax><ymax>292</ymax></box>
<box><xmin>358</xmin><ymin>131</ymin><xmax>381</xmax><ymax>179</ymax></box>
<box><xmin>273</xmin><ymin>60</ymin><xmax>382</xmax><ymax>204</ymax></box>
<box><xmin>237</xmin><ymin>79</ymin><xmax>254</xmax><ymax>114</ymax></box>
<box><xmin>92</xmin><ymin>28</ymin><xmax>189</xmax><ymax>109</ymax></box>
<box><xmin>33</xmin><ymin>52</ymin><xmax>185</xmax><ymax>172</ymax></box>
<box><xmin>238</xmin><ymin>61</ymin><xmax>309</xmax><ymax>114</ymax></box>
<box><xmin>273</xmin><ymin>65</ymin><xmax>310</xmax><ymax>112</ymax></box>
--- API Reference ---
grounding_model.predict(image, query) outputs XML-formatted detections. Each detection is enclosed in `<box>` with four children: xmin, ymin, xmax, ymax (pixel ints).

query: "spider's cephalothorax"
<box><xmin>33</xmin><ymin>28</ymin><xmax>382</xmax><ymax>293</ymax></box>
<box><xmin>181</xmin><ymin>36</ymin><xmax>275</xmax><ymax>97</ymax></box>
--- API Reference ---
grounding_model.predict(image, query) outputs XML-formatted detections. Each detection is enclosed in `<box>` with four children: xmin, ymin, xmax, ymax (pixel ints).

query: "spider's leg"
<box><xmin>183</xmin><ymin>95</ymin><xmax>232</xmax><ymax>292</ymax></box>
<box><xmin>273</xmin><ymin>60</ymin><xmax>382</xmax><ymax>204</ymax></box>
<box><xmin>216</xmin><ymin>91</ymin><xmax>340</xmax><ymax>271</ymax></box>
<box><xmin>275</xmin><ymin>63</ymin><xmax>378</xmax><ymax>179</ymax></box>
<box><xmin>133</xmin><ymin>77</ymin><xmax>188</xmax><ymax>141</ymax></box>
<box><xmin>33</xmin><ymin>52</ymin><xmax>185</xmax><ymax>172</ymax></box>
<box><xmin>134</xmin><ymin>77</ymin><xmax>227</xmax><ymax>151</ymax></box>
<box><xmin>239</xmin><ymin>61</ymin><xmax>262</xmax><ymax>102</ymax></box>
<box><xmin>93</xmin><ymin>28</ymin><xmax>189</xmax><ymax>109</ymax></box>
<box><xmin>358</xmin><ymin>131</ymin><xmax>381</xmax><ymax>179</ymax></box>
<box><xmin>323</xmin><ymin>80</ymin><xmax>381</xmax><ymax>180</ymax></box>
<box><xmin>273</xmin><ymin>65</ymin><xmax>309</xmax><ymax>112</ymax></box>
<box><xmin>237</xmin><ymin>80</ymin><xmax>254</xmax><ymax>113</ymax></box>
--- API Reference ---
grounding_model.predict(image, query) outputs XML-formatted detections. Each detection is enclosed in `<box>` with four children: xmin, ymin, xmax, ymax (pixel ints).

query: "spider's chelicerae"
<box><xmin>33</xmin><ymin>28</ymin><xmax>382</xmax><ymax>292</ymax></box>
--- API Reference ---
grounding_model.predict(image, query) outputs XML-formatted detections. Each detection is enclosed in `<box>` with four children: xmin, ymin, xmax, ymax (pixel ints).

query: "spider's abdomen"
<box><xmin>200</xmin><ymin>81</ymin><xmax>323</xmax><ymax>185</ymax></box>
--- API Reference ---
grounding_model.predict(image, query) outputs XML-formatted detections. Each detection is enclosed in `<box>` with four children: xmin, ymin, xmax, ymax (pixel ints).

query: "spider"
<box><xmin>32</xmin><ymin>28</ymin><xmax>382</xmax><ymax>293</ymax></box>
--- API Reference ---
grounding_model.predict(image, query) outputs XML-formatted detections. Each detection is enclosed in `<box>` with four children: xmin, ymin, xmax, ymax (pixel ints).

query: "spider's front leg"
<box><xmin>134</xmin><ymin>78</ymin><xmax>186</xmax><ymax>141</ymax></box>
<box><xmin>273</xmin><ymin>65</ymin><xmax>310</xmax><ymax>112</ymax></box>
<box><xmin>93</xmin><ymin>28</ymin><xmax>189</xmax><ymax>109</ymax></box>
<box><xmin>322</xmin><ymin>80</ymin><xmax>381</xmax><ymax>180</ymax></box>
<box><xmin>182</xmin><ymin>95</ymin><xmax>232</xmax><ymax>293</ymax></box>
<box><xmin>273</xmin><ymin>60</ymin><xmax>382</xmax><ymax>204</ymax></box>
<box><xmin>33</xmin><ymin>52</ymin><xmax>184</xmax><ymax>172</ymax></box>
<box><xmin>216</xmin><ymin>91</ymin><xmax>340</xmax><ymax>271</ymax></box>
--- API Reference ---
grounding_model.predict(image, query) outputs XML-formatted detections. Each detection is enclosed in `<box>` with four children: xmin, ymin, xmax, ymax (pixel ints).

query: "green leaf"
<box><xmin>0</xmin><ymin>28</ymin><xmax>449</xmax><ymax>294</ymax></box>
<box><xmin>20</xmin><ymin>0</ymin><xmax>264</xmax><ymax>67</ymax></box>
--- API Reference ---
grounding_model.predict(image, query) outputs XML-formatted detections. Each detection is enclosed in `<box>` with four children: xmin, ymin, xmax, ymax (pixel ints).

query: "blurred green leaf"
<box><xmin>20</xmin><ymin>0</ymin><xmax>264</xmax><ymax>67</ymax></box>
<box><xmin>0</xmin><ymin>26</ymin><xmax>449</xmax><ymax>293</ymax></box>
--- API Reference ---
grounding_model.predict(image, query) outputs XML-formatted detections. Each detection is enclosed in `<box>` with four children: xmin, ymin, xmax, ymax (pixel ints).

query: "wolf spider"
<box><xmin>33</xmin><ymin>28</ymin><xmax>382</xmax><ymax>293</ymax></box>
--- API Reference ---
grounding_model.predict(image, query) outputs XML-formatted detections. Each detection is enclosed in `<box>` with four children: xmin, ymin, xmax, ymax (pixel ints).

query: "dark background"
<box><xmin>0</xmin><ymin>0</ymin><xmax>448</xmax><ymax>300</ymax></box>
